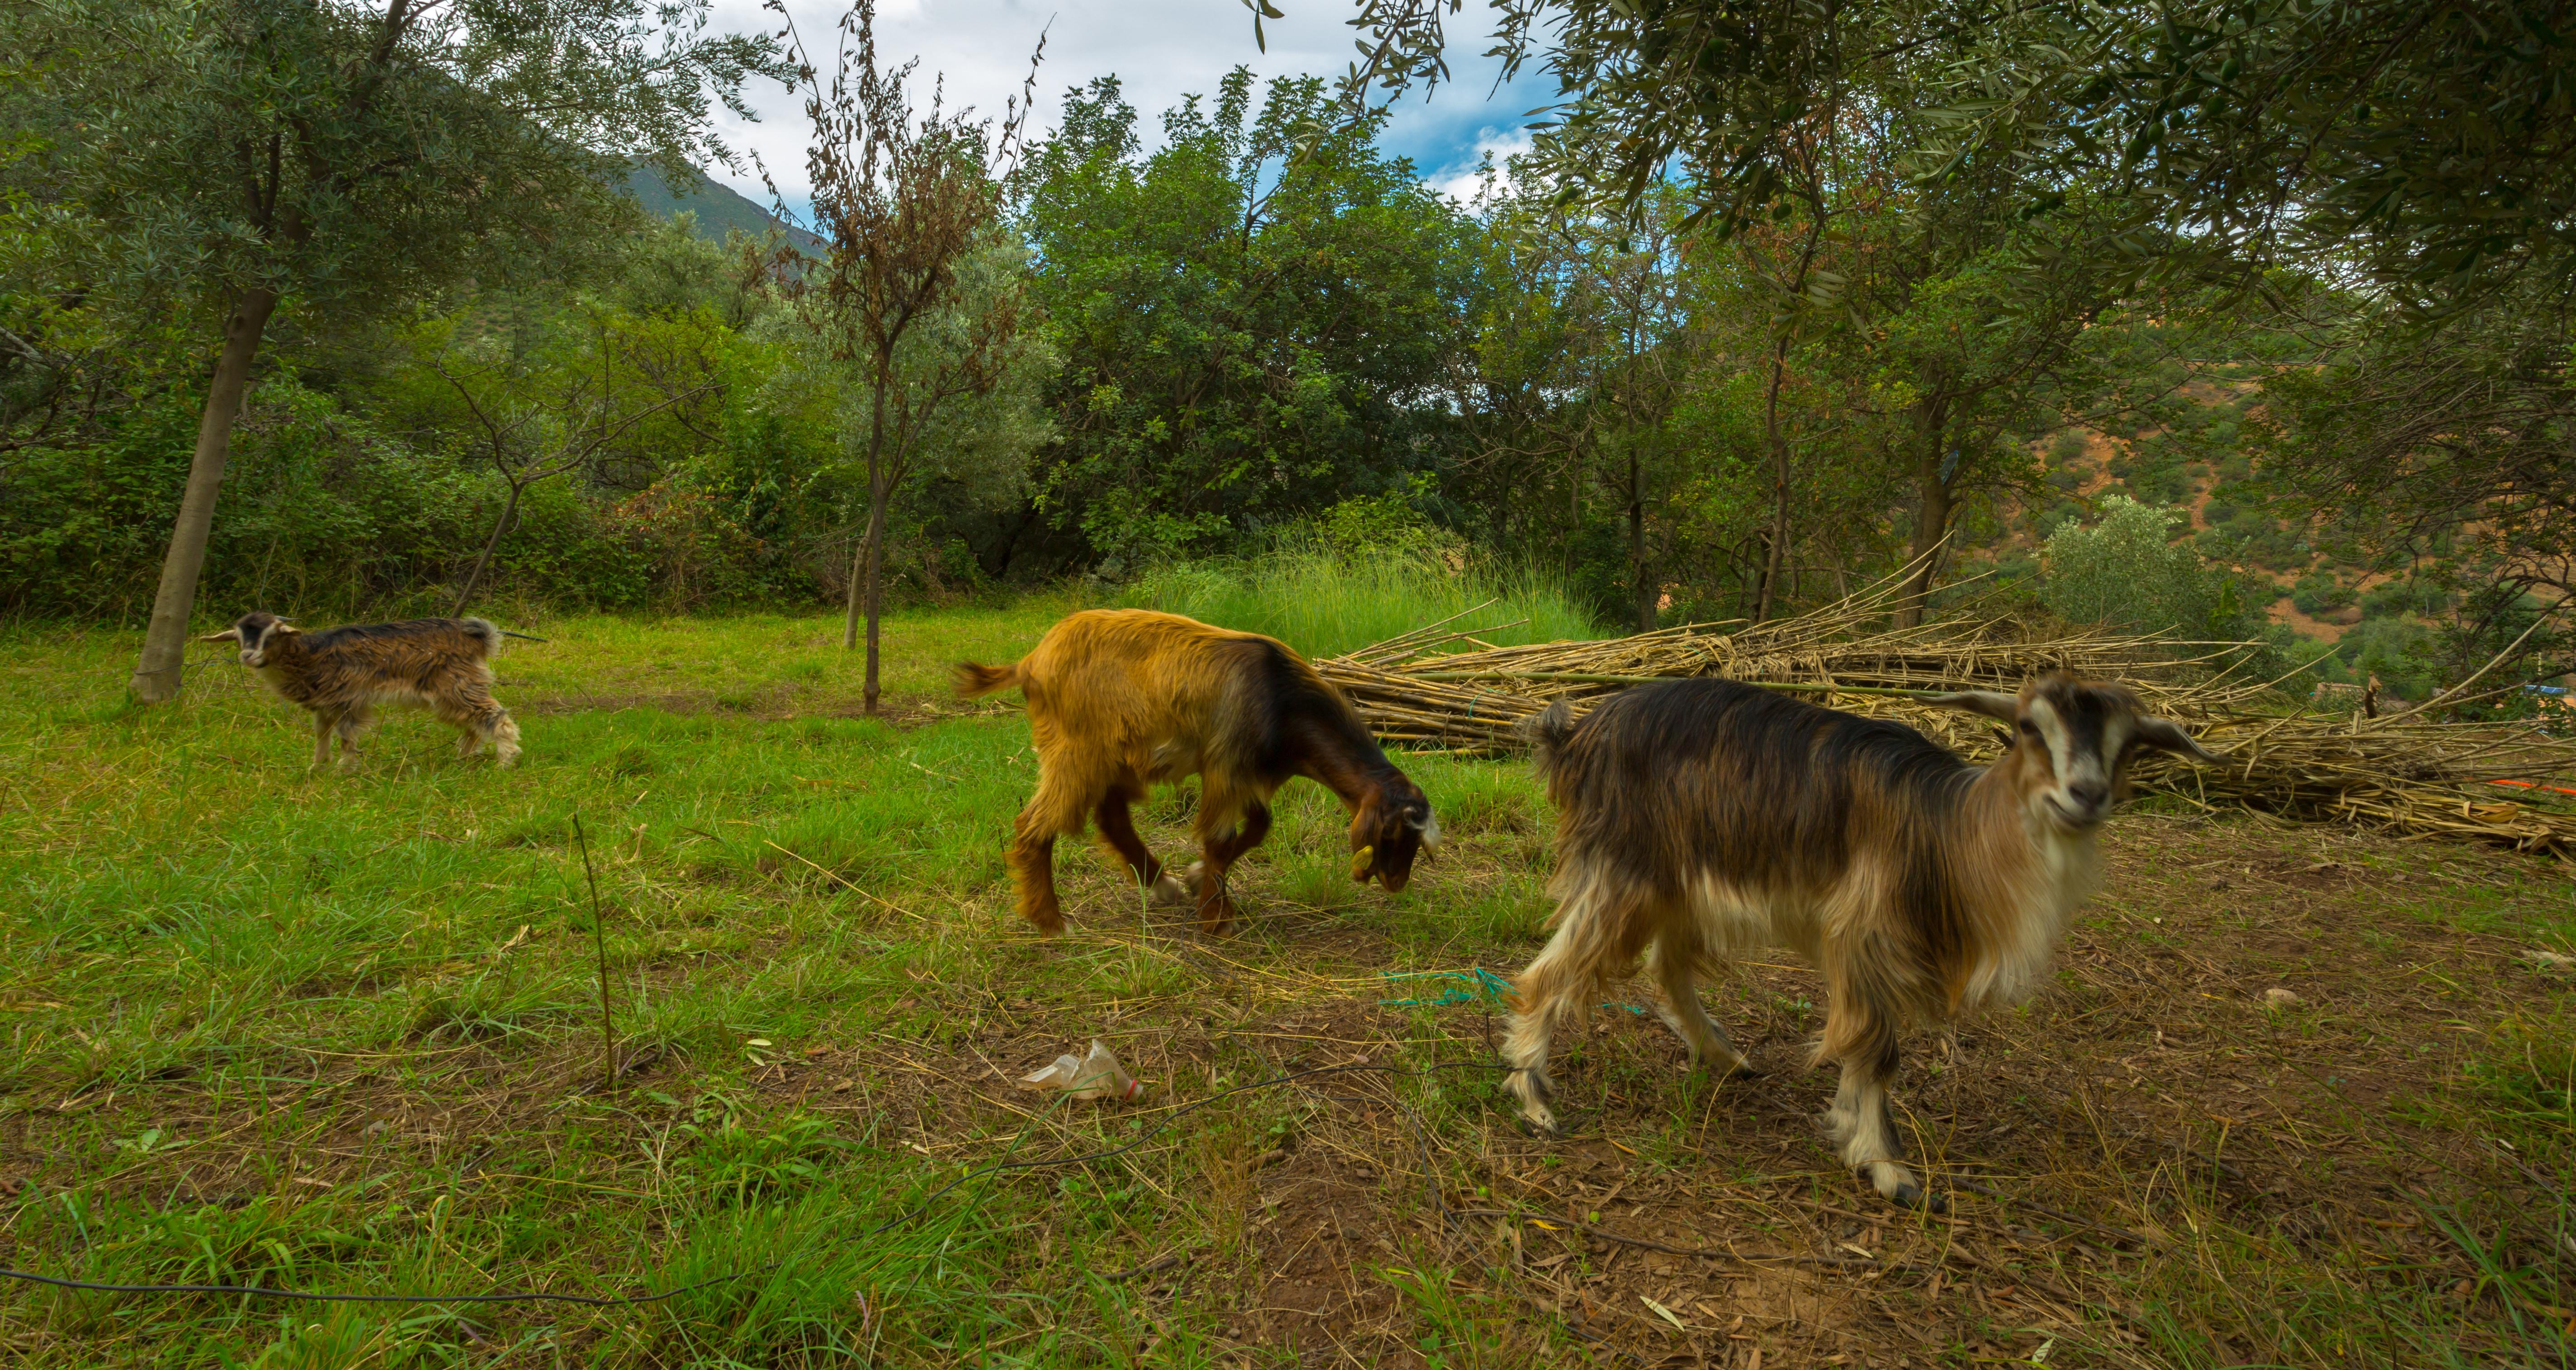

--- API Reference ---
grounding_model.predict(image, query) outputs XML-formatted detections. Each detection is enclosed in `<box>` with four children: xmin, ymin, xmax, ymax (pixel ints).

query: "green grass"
<box><xmin>0</xmin><ymin>599</ymin><xmax>2568</xmax><ymax>1368</ymax></box>
<box><xmin>1118</xmin><ymin>552</ymin><xmax>1602</xmax><ymax>660</ymax></box>
<box><xmin>0</xmin><ymin>605</ymin><xmax>1561</xmax><ymax>1365</ymax></box>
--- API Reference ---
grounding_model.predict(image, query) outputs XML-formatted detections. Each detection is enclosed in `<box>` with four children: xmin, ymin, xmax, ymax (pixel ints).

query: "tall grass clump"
<box><xmin>1121</xmin><ymin>550</ymin><xmax>1602</xmax><ymax>660</ymax></box>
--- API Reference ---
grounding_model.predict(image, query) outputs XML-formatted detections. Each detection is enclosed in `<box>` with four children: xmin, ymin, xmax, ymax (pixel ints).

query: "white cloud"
<box><xmin>1423</xmin><ymin>125</ymin><xmax>1535</xmax><ymax>205</ymax></box>
<box><xmin>699</xmin><ymin>0</ymin><xmax>1541</xmax><ymax>221</ymax></box>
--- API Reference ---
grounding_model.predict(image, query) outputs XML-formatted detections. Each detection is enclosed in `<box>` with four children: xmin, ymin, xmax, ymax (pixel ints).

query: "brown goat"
<box><xmin>1502</xmin><ymin>673</ymin><xmax>2216</xmax><ymax>1209</ymax></box>
<box><xmin>202</xmin><ymin>612</ymin><xmax>523</xmax><ymax>769</ymax></box>
<box><xmin>956</xmin><ymin>609</ymin><xmax>1437</xmax><ymax>935</ymax></box>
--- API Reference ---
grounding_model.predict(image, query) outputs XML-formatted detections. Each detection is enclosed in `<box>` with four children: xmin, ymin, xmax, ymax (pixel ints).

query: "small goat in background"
<box><xmin>203</xmin><ymin>612</ymin><xmax>523</xmax><ymax>769</ymax></box>
<box><xmin>1503</xmin><ymin>673</ymin><xmax>2216</xmax><ymax>1209</ymax></box>
<box><xmin>957</xmin><ymin>608</ymin><xmax>1437</xmax><ymax>936</ymax></box>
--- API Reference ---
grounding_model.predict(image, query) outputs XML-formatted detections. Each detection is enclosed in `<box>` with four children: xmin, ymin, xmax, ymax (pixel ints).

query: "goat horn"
<box><xmin>2135</xmin><ymin>716</ymin><xmax>2221</xmax><ymax>765</ymax></box>
<box><xmin>1923</xmin><ymin>690</ymin><xmax>2019</xmax><ymax>724</ymax></box>
<box><xmin>199</xmin><ymin>628</ymin><xmax>240</xmax><ymax>642</ymax></box>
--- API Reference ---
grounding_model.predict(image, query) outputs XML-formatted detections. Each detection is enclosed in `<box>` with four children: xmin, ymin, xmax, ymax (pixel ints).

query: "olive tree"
<box><xmin>1</xmin><ymin>0</ymin><xmax>783</xmax><ymax>700</ymax></box>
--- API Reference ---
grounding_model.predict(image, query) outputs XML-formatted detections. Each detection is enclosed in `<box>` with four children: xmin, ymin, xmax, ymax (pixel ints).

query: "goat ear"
<box><xmin>199</xmin><ymin>628</ymin><xmax>241</xmax><ymax>642</ymax></box>
<box><xmin>2134</xmin><ymin>715</ymin><xmax>2221</xmax><ymax>765</ymax></box>
<box><xmin>1406</xmin><ymin>807</ymin><xmax>1441</xmax><ymax>850</ymax></box>
<box><xmin>1924</xmin><ymin>690</ymin><xmax>2020</xmax><ymax>724</ymax></box>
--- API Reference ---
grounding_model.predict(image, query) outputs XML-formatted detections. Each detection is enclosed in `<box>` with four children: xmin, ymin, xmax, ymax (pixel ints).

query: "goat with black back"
<box><xmin>957</xmin><ymin>609</ymin><xmax>1437</xmax><ymax>936</ymax></box>
<box><xmin>203</xmin><ymin>612</ymin><xmax>523</xmax><ymax>769</ymax></box>
<box><xmin>1503</xmin><ymin>673</ymin><xmax>2217</xmax><ymax>1209</ymax></box>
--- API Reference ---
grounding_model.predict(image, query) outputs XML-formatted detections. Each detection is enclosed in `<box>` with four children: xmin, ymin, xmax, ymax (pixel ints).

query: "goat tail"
<box><xmin>1517</xmin><ymin>698</ymin><xmax>1579</xmax><ymax>778</ymax></box>
<box><xmin>458</xmin><ymin>617</ymin><xmax>503</xmax><ymax>660</ymax></box>
<box><xmin>953</xmin><ymin>660</ymin><xmax>1022</xmax><ymax>699</ymax></box>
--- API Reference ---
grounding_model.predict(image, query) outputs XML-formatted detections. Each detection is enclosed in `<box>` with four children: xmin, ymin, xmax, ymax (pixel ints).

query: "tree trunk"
<box><xmin>130</xmin><ymin>287</ymin><xmax>279</xmax><ymax>703</ymax></box>
<box><xmin>1753</xmin><ymin>333</ymin><xmax>1794</xmax><ymax>623</ymax></box>
<box><xmin>846</xmin><ymin>362</ymin><xmax>896</xmax><ymax>717</ymax></box>
<box><xmin>1895</xmin><ymin>425</ymin><xmax>1955</xmax><ymax>629</ymax></box>
<box><xmin>1628</xmin><ymin>448</ymin><xmax>1653</xmax><ymax>632</ymax></box>
<box><xmin>452</xmin><ymin>482</ymin><xmax>525</xmax><ymax>617</ymax></box>
<box><xmin>842</xmin><ymin>365</ymin><xmax>895</xmax><ymax>656</ymax></box>
<box><xmin>861</xmin><ymin>479</ymin><xmax>889</xmax><ymax>715</ymax></box>
<box><xmin>841</xmin><ymin>531</ymin><xmax>866</xmax><ymax>651</ymax></box>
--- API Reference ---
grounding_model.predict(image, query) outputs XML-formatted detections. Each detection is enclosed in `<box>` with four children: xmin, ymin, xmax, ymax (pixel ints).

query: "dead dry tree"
<box><xmin>202</xmin><ymin>612</ymin><xmax>521</xmax><ymax>769</ymax></box>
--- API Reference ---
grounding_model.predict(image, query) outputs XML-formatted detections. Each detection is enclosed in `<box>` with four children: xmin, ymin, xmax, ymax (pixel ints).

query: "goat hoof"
<box><xmin>1148</xmin><ymin>872</ymin><xmax>1190</xmax><ymax>907</ymax></box>
<box><xmin>1865</xmin><ymin>1169</ymin><xmax>1947</xmax><ymax>1214</ymax></box>
<box><xmin>1701</xmin><ymin>1053</ymin><xmax>1761</xmax><ymax>1080</ymax></box>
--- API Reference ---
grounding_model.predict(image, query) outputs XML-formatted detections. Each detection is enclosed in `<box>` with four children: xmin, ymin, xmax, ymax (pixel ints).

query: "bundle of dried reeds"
<box><xmin>1321</xmin><ymin>576</ymin><xmax>2576</xmax><ymax>859</ymax></box>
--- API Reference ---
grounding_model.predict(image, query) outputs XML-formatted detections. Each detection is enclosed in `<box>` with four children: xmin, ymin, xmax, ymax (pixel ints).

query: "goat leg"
<box><xmin>1647</xmin><ymin>935</ymin><xmax>1758</xmax><ymax>1078</ymax></box>
<box><xmin>1008</xmin><ymin>825</ymin><xmax>1066</xmax><ymax>935</ymax></box>
<box><xmin>1501</xmin><ymin>937</ymin><xmax>1586</xmax><ymax>1138</ymax></box>
<box><xmin>1185</xmin><ymin>801</ymin><xmax>1270</xmax><ymax>937</ymax></box>
<box><xmin>332</xmin><ymin>711</ymin><xmax>366</xmax><ymax>770</ymax></box>
<box><xmin>1093</xmin><ymin>792</ymin><xmax>1185</xmax><ymax>907</ymax></box>
<box><xmin>1823</xmin><ymin>1016</ymin><xmax>1947</xmax><ymax>1213</ymax></box>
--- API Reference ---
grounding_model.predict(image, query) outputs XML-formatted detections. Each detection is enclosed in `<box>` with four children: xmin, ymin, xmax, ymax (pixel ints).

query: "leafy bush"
<box><xmin>2292</xmin><ymin>573</ymin><xmax>2356</xmax><ymax>616</ymax></box>
<box><xmin>2335</xmin><ymin>616</ymin><xmax>2437</xmax><ymax>696</ymax></box>
<box><xmin>1291</xmin><ymin>480</ymin><xmax>1460</xmax><ymax>562</ymax></box>
<box><xmin>2036</xmin><ymin>499</ymin><xmax>2084</xmax><ymax>541</ymax></box>
<box><xmin>2362</xmin><ymin>579</ymin><xmax>2452</xmax><ymax>620</ymax></box>
<box><xmin>2042</xmin><ymin>496</ymin><xmax>2260</xmax><ymax>640</ymax></box>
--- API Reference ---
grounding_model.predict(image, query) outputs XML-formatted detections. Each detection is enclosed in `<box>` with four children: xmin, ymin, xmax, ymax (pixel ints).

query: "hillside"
<box><xmin>1988</xmin><ymin>366</ymin><xmax>2465</xmax><ymax>693</ymax></box>
<box><xmin>623</xmin><ymin>164</ymin><xmax>822</xmax><ymax>251</ymax></box>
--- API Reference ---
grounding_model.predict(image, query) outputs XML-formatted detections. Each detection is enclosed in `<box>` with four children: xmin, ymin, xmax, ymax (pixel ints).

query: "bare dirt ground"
<box><xmin>779</xmin><ymin>814</ymin><xmax>2570</xmax><ymax>1367</ymax></box>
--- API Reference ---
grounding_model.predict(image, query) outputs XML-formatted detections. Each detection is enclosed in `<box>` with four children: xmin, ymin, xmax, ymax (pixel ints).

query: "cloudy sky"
<box><xmin>698</xmin><ymin>0</ymin><xmax>1546</xmax><ymax>214</ymax></box>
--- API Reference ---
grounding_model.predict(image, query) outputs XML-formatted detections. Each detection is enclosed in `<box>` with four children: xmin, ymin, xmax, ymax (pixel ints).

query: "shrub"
<box><xmin>2292</xmin><ymin>574</ymin><xmax>2356</xmax><ymax>617</ymax></box>
<box><xmin>2335</xmin><ymin>617</ymin><xmax>2437</xmax><ymax>696</ymax></box>
<box><xmin>2362</xmin><ymin>579</ymin><xmax>2452</xmax><ymax>620</ymax></box>
<box><xmin>2042</xmin><ymin>496</ymin><xmax>2260</xmax><ymax>641</ymax></box>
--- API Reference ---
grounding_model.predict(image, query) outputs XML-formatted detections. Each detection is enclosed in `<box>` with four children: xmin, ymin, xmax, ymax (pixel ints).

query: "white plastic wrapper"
<box><xmin>1017</xmin><ymin>1039</ymin><xmax>1143</xmax><ymax>1102</ymax></box>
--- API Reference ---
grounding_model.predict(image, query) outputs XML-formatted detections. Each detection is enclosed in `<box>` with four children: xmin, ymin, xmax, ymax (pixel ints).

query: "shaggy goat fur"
<box><xmin>1501</xmin><ymin>673</ymin><xmax>2215</xmax><ymax>1209</ymax></box>
<box><xmin>956</xmin><ymin>609</ymin><xmax>1437</xmax><ymax>935</ymax></box>
<box><xmin>203</xmin><ymin>612</ymin><xmax>522</xmax><ymax>769</ymax></box>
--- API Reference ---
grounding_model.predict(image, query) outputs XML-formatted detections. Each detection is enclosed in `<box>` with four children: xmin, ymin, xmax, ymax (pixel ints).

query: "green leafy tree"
<box><xmin>766</xmin><ymin>242</ymin><xmax>1054</xmax><ymax>619</ymax></box>
<box><xmin>1451</xmin><ymin>185</ymin><xmax>1715</xmax><ymax>630</ymax></box>
<box><xmin>1</xmin><ymin>0</ymin><xmax>782</xmax><ymax>699</ymax></box>
<box><xmin>2042</xmin><ymin>495</ymin><xmax>2255</xmax><ymax>642</ymax></box>
<box><xmin>1315</xmin><ymin>0</ymin><xmax>2574</xmax><ymax>300</ymax></box>
<box><xmin>417</xmin><ymin>306</ymin><xmax>720</xmax><ymax>613</ymax></box>
<box><xmin>1014</xmin><ymin>70</ymin><xmax>1481</xmax><ymax>571</ymax></box>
